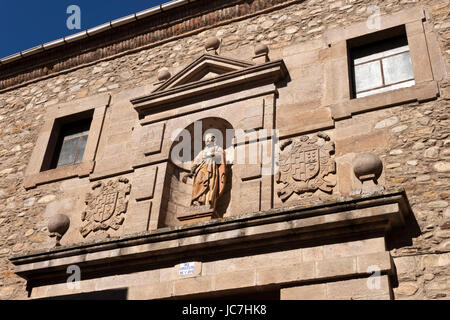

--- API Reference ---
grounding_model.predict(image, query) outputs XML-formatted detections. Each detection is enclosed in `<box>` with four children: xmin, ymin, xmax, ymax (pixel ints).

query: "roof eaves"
<box><xmin>0</xmin><ymin>0</ymin><xmax>198</xmax><ymax>64</ymax></box>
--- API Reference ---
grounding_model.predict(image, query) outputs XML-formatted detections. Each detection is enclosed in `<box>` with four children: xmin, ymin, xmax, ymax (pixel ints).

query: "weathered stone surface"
<box><xmin>424</xmin><ymin>147</ymin><xmax>440</xmax><ymax>158</ymax></box>
<box><xmin>412</xmin><ymin>142</ymin><xmax>426</xmax><ymax>150</ymax></box>
<box><xmin>0</xmin><ymin>0</ymin><xmax>448</xmax><ymax>302</ymax></box>
<box><xmin>433</xmin><ymin>162</ymin><xmax>450</xmax><ymax>172</ymax></box>
<box><xmin>392</xmin><ymin>125</ymin><xmax>408</xmax><ymax>133</ymax></box>
<box><xmin>281</xmin><ymin>283</ymin><xmax>326</xmax><ymax>300</ymax></box>
<box><xmin>395</xmin><ymin>283</ymin><xmax>419</xmax><ymax>296</ymax></box>
<box><xmin>375</xmin><ymin>116</ymin><xmax>399</xmax><ymax>129</ymax></box>
<box><xmin>416</xmin><ymin>175</ymin><xmax>431</xmax><ymax>182</ymax></box>
<box><xmin>389</xmin><ymin>149</ymin><xmax>403</xmax><ymax>155</ymax></box>
<box><xmin>427</xmin><ymin>201</ymin><xmax>448</xmax><ymax>208</ymax></box>
<box><xmin>436</xmin><ymin>229</ymin><xmax>450</xmax><ymax>239</ymax></box>
<box><xmin>23</xmin><ymin>197</ymin><xmax>36</xmax><ymax>207</ymax></box>
<box><xmin>445</xmin><ymin>208</ymin><xmax>450</xmax><ymax>217</ymax></box>
<box><xmin>37</xmin><ymin>195</ymin><xmax>56</xmax><ymax>204</ymax></box>
<box><xmin>353</xmin><ymin>153</ymin><xmax>383</xmax><ymax>181</ymax></box>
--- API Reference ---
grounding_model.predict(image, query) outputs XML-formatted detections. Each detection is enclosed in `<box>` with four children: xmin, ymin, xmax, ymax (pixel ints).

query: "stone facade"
<box><xmin>0</xmin><ymin>0</ymin><xmax>449</xmax><ymax>300</ymax></box>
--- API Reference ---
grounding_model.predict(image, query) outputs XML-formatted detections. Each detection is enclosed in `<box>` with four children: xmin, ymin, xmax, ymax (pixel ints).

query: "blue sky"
<box><xmin>0</xmin><ymin>1</ymin><xmax>166</xmax><ymax>59</ymax></box>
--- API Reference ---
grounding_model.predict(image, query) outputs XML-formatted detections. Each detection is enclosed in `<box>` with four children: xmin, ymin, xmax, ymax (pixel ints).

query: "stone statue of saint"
<box><xmin>182</xmin><ymin>133</ymin><xmax>227</xmax><ymax>208</ymax></box>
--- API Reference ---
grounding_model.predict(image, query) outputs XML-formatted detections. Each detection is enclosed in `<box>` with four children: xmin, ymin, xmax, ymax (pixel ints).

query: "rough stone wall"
<box><xmin>333</xmin><ymin>97</ymin><xmax>450</xmax><ymax>299</ymax></box>
<box><xmin>384</xmin><ymin>99</ymin><xmax>450</xmax><ymax>299</ymax></box>
<box><xmin>0</xmin><ymin>0</ymin><xmax>449</xmax><ymax>300</ymax></box>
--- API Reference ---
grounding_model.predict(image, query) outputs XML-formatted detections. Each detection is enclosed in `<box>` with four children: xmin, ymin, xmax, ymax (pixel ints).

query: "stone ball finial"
<box><xmin>48</xmin><ymin>214</ymin><xmax>70</xmax><ymax>247</ymax></box>
<box><xmin>353</xmin><ymin>153</ymin><xmax>383</xmax><ymax>182</ymax></box>
<box><xmin>254</xmin><ymin>43</ymin><xmax>269</xmax><ymax>56</ymax></box>
<box><xmin>157</xmin><ymin>68</ymin><xmax>171</xmax><ymax>82</ymax></box>
<box><xmin>205</xmin><ymin>36</ymin><xmax>221</xmax><ymax>53</ymax></box>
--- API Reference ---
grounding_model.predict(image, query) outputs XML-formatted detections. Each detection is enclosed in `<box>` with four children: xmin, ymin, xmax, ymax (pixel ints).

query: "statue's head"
<box><xmin>204</xmin><ymin>133</ymin><xmax>216</xmax><ymax>146</ymax></box>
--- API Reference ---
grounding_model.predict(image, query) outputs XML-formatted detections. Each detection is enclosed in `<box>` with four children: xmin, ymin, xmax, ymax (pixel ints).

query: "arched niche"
<box><xmin>159</xmin><ymin>117</ymin><xmax>234</xmax><ymax>227</ymax></box>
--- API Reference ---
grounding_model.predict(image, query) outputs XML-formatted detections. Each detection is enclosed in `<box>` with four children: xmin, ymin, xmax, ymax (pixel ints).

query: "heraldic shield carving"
<box><xmin>276</xmin><ymin>132</ymin><xmax>336</xmax><ymax>202</ymax></box>
<box><xmin>80</xmin><ymin>178</ymin><xmax>131</xmax><ymax>237</ymax></box>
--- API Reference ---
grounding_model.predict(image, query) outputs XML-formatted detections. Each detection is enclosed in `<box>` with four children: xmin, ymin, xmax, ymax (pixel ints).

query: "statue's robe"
<box><xmin>190</xmin><ymin>145</ymin><xmax>226</xmax><ymax>208</ymax></box>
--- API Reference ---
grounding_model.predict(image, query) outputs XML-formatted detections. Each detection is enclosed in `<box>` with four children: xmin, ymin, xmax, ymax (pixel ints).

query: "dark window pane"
<box><xmin>351</xmin><ymin>35</ymin><xmax>408</xmax><ymax>61</ymax></box>
<box><xmin>43</xmin><ymin>116</ymin><xmax>92</xmax><ymax>171</ymax></box>
<box><xmin>64</xmin><ymin>129</ymin><xmax>90</xmax><ymax>140</ymax></box>
<box><xmin>53</xmin><ymin>118</ymin><xmax>92</xmax><ymax>169</ymax></box>
<box><xmin>56</xmin><ymin>138</ymin><xmax>79</xmax><ymax>167</ymax></box>
<box><xmin>75</xmin><ymin>135</ymin><xmax>88</xmax><ymax>164</ymax></box>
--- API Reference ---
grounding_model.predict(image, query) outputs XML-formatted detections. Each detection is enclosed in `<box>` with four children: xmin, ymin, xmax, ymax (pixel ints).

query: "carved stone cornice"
<box><xmin>131</xmin><ymin>57</ymin><xmax>288</xmax><ymax>116</ymax></box>
<box><xmin>10</xmin><ymin>189</ymin><xmax>417</xmax><ymax>285</ymax></box>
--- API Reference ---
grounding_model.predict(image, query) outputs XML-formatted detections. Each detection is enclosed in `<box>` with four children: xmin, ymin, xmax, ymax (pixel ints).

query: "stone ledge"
<box><xmin>10</xmin><ymin>189</ymin><xmax>414</xmax><ymax>284</ymax></box>
<box><xmin>24</xmin><ymin>161</ymin><xmax>94</xmax><ymax>189</ymax></box>
<box><xmin>330</xmin><ymin>81</ymin><xmax>439</xmax><ymax>120</ymax></box>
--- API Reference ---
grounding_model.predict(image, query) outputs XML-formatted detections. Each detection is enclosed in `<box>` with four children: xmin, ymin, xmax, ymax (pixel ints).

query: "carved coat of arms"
<box><xmin>276</xmin><ymin>132</ymin><xmax>336</xmax><ymax>202</ymax></box>
<box><xmin>80</xmin><ymin>178</ymin><xmax>131</xmax><ymax>237</ymax></box>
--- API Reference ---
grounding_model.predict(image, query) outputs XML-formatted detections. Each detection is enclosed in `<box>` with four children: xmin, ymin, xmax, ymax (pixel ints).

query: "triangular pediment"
<box><xmin>131</xmin><ymin>56</ymin><xmax>288</xmax><ymax>116</ymax></box>
<box><xmin>154</xmin><ymin>54</ymin><xmax>254</xmax><ymax>92</ymax></box>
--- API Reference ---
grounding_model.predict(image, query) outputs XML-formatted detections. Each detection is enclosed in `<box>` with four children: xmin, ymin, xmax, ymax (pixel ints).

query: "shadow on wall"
<box><xmin>385</xmin><ymin>198</ymin><xmax>422</xmax><ymax>251</ymax></box>
<box><xmin>38</xmin><ymin>288</ymin><xmax>128</xmax><ymax>300</ymax></box>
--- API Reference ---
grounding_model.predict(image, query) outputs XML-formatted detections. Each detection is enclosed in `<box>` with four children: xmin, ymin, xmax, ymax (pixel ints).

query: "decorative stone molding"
<box><xmin>152</xmin><ymin>54</ymin><xmax>254</xmax><ymax>92</ymax></box>
<box><xmin>276</xmin><ymin>132</ymin><xmax>336</xmax><ymax>202</ymax></box>
<box><xmin>80</xmin><ymin>178</ymin><xmax>131</xmax><ymax>238</ymax></box>
<box><xmin>253</xmin><ymin>43</ymin><xmax>270</xmax><ymax>64</ymax></box>
<box><xmin>204</xmin><ymin>36</ymin><xmax>221</xmax><ymax>54</ymax></box>
<box><xmin>353</xmin><ymin>153</ymin><xmax>383</xmax><ymax>182</ymax></box>
<box><xmin>131</xmin><ymin>54</ymin><xmax>287</xmax><ymax>118</ymax></box>
<box><xmin>352</xmin><ymin>153</ymin><xmax>385</xmax><ymax>195</ymax></box>
<box><xmin>177</xmin><ymin>205</ymin><xmax>218</xmax><ymax>222</ymax></box>
<box><xmin>48</xmin><ymin>214</ymin><xmax>70</xmax><ymax>247</ymax></box>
